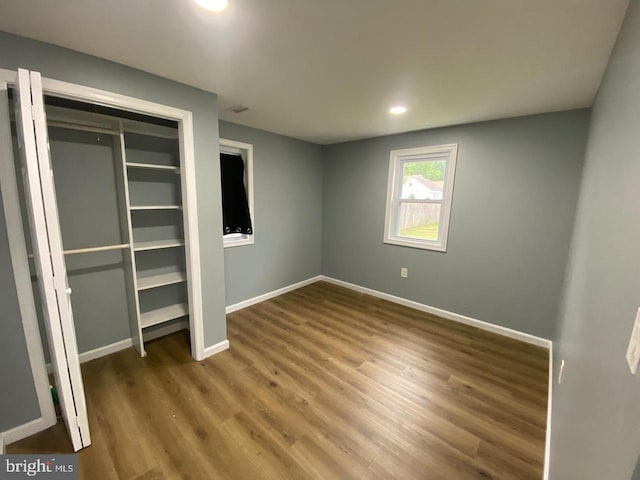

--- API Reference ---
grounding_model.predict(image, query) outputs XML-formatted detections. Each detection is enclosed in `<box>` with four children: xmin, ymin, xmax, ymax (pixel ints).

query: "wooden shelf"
<box><xmin>140</xmin><ymin>303</ymin><xmax>188</xmax><ymax>328</ymax></box>
<box><xmin>133</xmin><ymin>239</ymin><xmax>184</xmax><ymax>252</ymax></box>
<box><xmin>126</xmin><ymin>162</ymin><xmax>180</xmax><ymax>173</ymax></box>
<box><xmin>137</xmin><ymin>272</ymin><xmax>187</xmax><ymax>291</ymax></box>
<box><xmin>130</xmin><ymin>205</ymin><xmax>182</xmax><ymax>211</ymax></box>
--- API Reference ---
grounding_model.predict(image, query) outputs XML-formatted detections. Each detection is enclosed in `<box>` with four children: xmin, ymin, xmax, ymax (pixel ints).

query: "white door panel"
<box><xmin>14</xmin><ymin>68</ymin><xmax>90</xmax><ymax>451</ymax></box>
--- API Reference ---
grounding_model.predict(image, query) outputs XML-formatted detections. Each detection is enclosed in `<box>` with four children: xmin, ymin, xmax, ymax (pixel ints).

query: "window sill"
<box><xmin>383</xmin><ymin>237</ymin><xmax>447</xmax><ymax>252</ymax></box>
<box><xmin>223</xmin><ymin>237</ymin><xmax>255</xmax><ymax>248</ymax></box>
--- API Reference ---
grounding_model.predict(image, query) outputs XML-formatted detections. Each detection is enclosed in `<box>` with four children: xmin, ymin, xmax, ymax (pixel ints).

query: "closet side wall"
<box><xmin>11</xmin><ymin>127</ymin><xmax>133</xmax><ymax>361</ymax></box>
<box><xmin>0</xmin><ymin>31</ymin><xmax>227</xmax><ymax>431</ymax></box>
<box><xmin>0</xmin><ymin>194</ymin><xmax>40</xmax><ymax>431</ymax></box>
<box><xmin>49</xmin><ymin>128</ymin><xmax>132</xmax><ymax>355</ymax></box>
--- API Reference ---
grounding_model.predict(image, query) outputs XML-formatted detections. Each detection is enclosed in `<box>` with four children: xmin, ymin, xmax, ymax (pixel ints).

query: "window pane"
<box><xmin>401</xmin><ymin>159</ymin><xmax>446</xmax><ymax>200</ymax></box>
<box><xmin>398</xmin><ymin>203</ymin><xmax>441</xmax><ymax>241</ymax></box>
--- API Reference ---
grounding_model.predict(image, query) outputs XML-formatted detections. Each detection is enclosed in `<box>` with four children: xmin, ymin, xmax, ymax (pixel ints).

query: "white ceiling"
<box><xmin>0</xmin><ymin>0</ymin><xmax>630</xmax><ymax>144</ymax></box>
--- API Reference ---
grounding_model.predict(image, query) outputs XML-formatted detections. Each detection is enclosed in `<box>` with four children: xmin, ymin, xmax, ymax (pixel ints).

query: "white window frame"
<box><xmin>384</xmin><ymin>144</ymin><xmax>458</xmax><ymax>252</ymax></box>
<box><xmin>220</xmin><ymin>138</ymin><xmax>254</xmax><ymax>248</ymax></box>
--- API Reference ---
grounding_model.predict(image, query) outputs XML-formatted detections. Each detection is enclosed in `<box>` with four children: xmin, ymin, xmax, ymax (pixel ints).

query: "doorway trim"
<box><xmin>0</xmin><ymin>68</ymin><xmax>206</xmax><ymax>443</ymax></box>
<box><xmin>38</xmin><ymin>76</ymin><xmax>205</xmax><ymax>361</ymax></box>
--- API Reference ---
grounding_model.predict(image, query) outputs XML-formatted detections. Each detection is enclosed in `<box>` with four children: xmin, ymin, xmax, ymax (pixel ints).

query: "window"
<box><xmin>384</xmin><ymin>144</ymin><xmax>458</xmax><ymax>252</ymax></box>
<box><xmin>220</xmin><ymin>138</ymin><xmax>254</xmax><ymax>247</ymax></box>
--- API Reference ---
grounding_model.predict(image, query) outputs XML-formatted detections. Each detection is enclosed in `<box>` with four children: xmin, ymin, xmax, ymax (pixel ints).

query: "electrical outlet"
<box><xmin>400</xmin><ymin>267</ymin><xmax>408</xmax><ymax>278</ymax></box>
<box><xmin>558</xmin><ymin>360</ymin><xmax>565</xmax><ymax>384</ymax></box>
<box><xmin>626</xmin><ymin>308</ymin><xmax>640</xmax><ymax>375</ymax></box>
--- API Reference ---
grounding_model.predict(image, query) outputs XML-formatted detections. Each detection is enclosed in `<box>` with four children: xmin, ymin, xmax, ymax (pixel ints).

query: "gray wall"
<box><xmin>0</xmin><ymin>31</ymin><xmax>226</xmax><ymax>346</ymax></box>
<box><xmin>550</xmin><ymin>0</ymin><xmax>640</xmax><ymax>477</ymax></box>
<box><xmin>11</xmin><ymin>128</ymin><xmax>143</xmax><ymax>362</ymax></box>
<box><xmin>219</xmin><ymin>121</ymin><xmax>323</xmax><ymax>306</ymax></box>
<box><xmin>0</xmin><ymin>195</ymin><xmax>40</xmax><ymax>432</ymax></box>
<box><xmin>0</xmin><ymin>32</ymin><xmax>227</xmax><ymax>432</ymax></box>
<box><xmin>322</xmin><ymin>110</ymin><xmax>590</xmax><ymax>339</ymax></box>
<box><xmin>50</xmin><ymin>128</ymin><xmax>132</xmax><ymax>356</ymax></box>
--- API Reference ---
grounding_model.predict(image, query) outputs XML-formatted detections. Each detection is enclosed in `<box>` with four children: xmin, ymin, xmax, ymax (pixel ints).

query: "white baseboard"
<box><xmin>544</xmin><ymin>345</ymin><xmax>553</xmax><ymax>480</ymax></box>
<box><xmin>144</xmin><ymin>320</ymin><xmax>189</xmax><ymax>343</ymax></box>
<box><xmin>224</xmin><ymin>273</ymin><xmax>554</xmax><ymax>476</ymax></box>
<box><xmin>203</xmin><ymin>339</ymin><xmax>230</xmax><ymax>359</ymax></box>
<box><xmin>47</xmin><ymin>320</ymin><xmax>189</xmax><ymax>373</ymax></box>
<box><xmin>79</xmin><ymin>338</ymin><xmax>134</xmax><ymax>365</ymax></box>
<box><xmin>225</xmin><ymin>276</ymin><xmax>323</xmax><ymax>314</ymax></box>
<box><xmin>318</xmin><ymin>275</ymin><xmax>554</xmax><ymax>477</ymax></box>
<box><xmin>1</xmin><ymin>415</ymin><xmax>55</xmax><ymax>446</ymax></box>
<box><xmin>223</xmin><ymin>274</ymin><xmax>551</xmax><ymax>349</ymax></box>
<box><xmin>319</xmin><ymin>276</ymin><xmax>552</xmax><ymax>349</ymax></box>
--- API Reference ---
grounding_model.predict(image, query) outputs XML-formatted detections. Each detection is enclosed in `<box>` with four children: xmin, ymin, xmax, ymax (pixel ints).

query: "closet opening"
<box><xmin>0</xmin><ymin>69</ymin><xmax>205</xmax><ymax>450</ymax></box>
<box><xmin>9</xmin><ymin>92</ymin><xmax>196</xmax><ymax>360</ymax></box>
<box><xmin>1</xmin><ymin>69</ymin><xmax>204</xmax><ymax>451</ymax></box>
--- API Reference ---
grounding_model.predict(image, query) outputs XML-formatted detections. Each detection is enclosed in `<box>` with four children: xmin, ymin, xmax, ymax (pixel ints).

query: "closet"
<box><xmin>1</xmin><ymin>68</ymin><xmax>204</xmax><ymax>452</ymax></box>
<box><xmin>125</xmin><ymin>130</ymin><xmax>189</xmax><ymax>354</ymax></box>
<box><xmin>19</xmin><ymin>95</ymin><xmax>191</xmax><ymax>357</ymax></box>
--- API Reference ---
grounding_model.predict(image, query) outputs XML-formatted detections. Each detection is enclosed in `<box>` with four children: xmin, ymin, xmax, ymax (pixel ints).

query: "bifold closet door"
<box><xmin>13</xmin><ymin>69</ymin><xmax>91</xmax><ymax>451</ymax></box>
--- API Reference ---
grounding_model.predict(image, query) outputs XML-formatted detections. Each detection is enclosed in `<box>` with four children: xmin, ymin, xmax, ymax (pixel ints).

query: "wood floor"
<box><xmin>9</xmin><ymin>281</ymin><xmax>549</xmax><ymax>479</ymax></box>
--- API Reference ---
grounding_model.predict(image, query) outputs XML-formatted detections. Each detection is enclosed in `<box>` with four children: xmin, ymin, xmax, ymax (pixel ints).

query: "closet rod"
<box><xmin>48</xmin><ymin>120</ymin><xmax>120</xmax><ymax>136</ymax></box>
<box><xmin>27</xmin><ymin>243</ymin><xmax>130</xmax><ymax>259</ymax></box>
<box><xmin>64</xmin><ymin>243</ymin><xmax>130</xmax><ymax>255</ymax></box>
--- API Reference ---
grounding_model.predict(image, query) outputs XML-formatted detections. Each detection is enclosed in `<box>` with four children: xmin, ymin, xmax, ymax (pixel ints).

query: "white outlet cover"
<box><xmin>626</xmin><ymin>308</ymin><xmax>640</xmax><ymax>375</ymax></box>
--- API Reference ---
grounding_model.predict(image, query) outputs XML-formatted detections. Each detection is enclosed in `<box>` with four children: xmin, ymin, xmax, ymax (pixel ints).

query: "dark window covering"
<box><xmin>220</xmin><ymin>152</ymin><xmax>253</xmax><ymax>235</ymax></box>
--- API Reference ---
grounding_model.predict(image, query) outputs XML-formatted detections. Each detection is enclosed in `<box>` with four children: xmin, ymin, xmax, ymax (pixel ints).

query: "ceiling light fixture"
<box><xmin>389</xmin><ymin>106</ymin><xmax>408</xmax><ymax>115</ymax></box>
<box><xmin>195</xmin><ymin>0</ymin><xmax>228</xmax><ymax>12</ymax></box>
<box><xmin>227</xmin><ymin>104</ymin><xmax>250</xmax><ymax>114</ymax></box>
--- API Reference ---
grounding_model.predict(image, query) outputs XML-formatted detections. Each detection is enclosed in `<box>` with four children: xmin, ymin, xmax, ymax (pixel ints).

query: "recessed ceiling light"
<box><xmin>195</xmin><ymin>0</ymin><xmax>228</xmax><ymax>12</ymax></box>
<box><xmin>389</xmin><ymin>105</ymin><xmax>408</xmax><ymax>115</ymax></box>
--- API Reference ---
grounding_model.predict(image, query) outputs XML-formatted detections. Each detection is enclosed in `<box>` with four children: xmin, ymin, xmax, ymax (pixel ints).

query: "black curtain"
<box><xmin>220</xmin><ymin>152</ymin><xmax>253</xmax><ymax>235</ymax></box>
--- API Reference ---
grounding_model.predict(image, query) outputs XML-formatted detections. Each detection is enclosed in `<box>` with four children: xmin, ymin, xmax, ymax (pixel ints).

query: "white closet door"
<box><xmin>13</xmin><ymin>69</ymin><xmax>91</xmax><ymax>451</ymax></box>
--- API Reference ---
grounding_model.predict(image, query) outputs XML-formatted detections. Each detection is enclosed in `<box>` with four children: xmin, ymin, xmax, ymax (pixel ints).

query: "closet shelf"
<box><xmin>129</xmin><ymin>205</ymin><xmax>182</xmax><ymax>211</ymax></box>
<box><xmin>133</xmin><ymin>239</ymin><xmax>184</xmax><ymax>252</ymax></box>
<box><xmin>140</xmin><ymin>303</ymin><xmax>188</xmax><ymax>329</ymax></box>
<box><xmin>137</xmin><ymin>272</ymin><xmax>187</xmax><ymax>291</ymax></box>
<box><xmin>126</xmin><ymin>162</ymin><xmax>180</xmax><ymax>173</ymax></box>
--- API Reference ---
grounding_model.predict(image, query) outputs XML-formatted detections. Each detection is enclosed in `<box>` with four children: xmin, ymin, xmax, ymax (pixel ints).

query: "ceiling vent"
<box><xmin>227</xmin><ymin>104</ymin><xmax>250</xmax><ymax>114</ymax></box>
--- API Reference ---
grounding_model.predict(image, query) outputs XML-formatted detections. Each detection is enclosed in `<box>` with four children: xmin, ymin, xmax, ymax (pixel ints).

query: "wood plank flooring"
<box><xmin>8</xmin><ymin>281</ymin><xmax>549</xmax><ymax>479</ymax></box>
